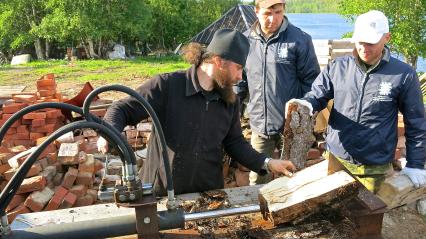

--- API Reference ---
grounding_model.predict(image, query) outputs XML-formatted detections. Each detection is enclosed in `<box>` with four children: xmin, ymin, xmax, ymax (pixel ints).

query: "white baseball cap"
<box><xmin>352</xmin><ymin>10</ymin><xmax>389</xmax><ymax>44</ymax></box>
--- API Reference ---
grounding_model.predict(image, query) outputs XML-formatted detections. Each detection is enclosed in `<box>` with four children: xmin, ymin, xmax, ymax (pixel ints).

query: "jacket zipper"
<box><xmin>356</xmin><ymin>73</ymin><xmax>368</xmax><ymax>123</ymax></box>
<box><xmin>262</xmin><ymin>43</ymin><xmax>268</xmax><ymax>134</ymax></box>
<box><xmin>205</xmin><ymin>101</ymin><xmax>209</xmax><ymax>111</ymax></box>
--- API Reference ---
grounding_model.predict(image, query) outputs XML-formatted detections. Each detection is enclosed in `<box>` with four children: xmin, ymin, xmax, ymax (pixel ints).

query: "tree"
<box><xmin>339</xmin><ymin>0</ymin><xmax>426</xmax><ymax>69</ymax></box>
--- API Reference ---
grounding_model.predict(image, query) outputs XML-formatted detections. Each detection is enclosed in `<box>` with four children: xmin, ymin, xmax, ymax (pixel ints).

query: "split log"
<box><xmin>258</xmin><ymin>160</ymin><xmax>358</xmax><ymax>225</ymax></box>
<box><xmin>377</xmin><ymin>173</ymin><xmax>426</xmax><ymax>209</ymax></box>
<box><xmin>281</xmin><ymin>103</ymin><xmax>316</xmax><ymax>170</ymax></box>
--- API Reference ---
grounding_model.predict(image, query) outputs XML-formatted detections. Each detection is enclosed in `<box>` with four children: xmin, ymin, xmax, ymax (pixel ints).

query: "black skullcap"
<box><xmin>206</xmin><ymin>28</ymin><xmax>249</xmax><ymax>67</ymax></box>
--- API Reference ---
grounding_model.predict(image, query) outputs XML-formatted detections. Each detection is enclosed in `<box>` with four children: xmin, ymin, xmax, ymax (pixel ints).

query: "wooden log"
<box><xmin>281</xmin><ymin>103</ymin><xmax>316</xmax><ymax>170</ymax></box>
<box><xmin>376</xmin><ymin>173</ymin><xmax>426</xmax><ymax>209</ymax></box>
<box><xmin>258</xmin><ymin>160</ymin><xmax>358</xmax><ymax>225</ymax></box>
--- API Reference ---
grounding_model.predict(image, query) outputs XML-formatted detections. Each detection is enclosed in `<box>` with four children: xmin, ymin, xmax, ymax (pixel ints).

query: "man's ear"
<box><xmin>384</xmin><ymin>32</ymin><xmax>391</xmax><ymax>43</ymax></box>
<box><xmin>212</xmin><ymin>56</ymin><xmax>223</xmax><ymax>69</ymax></box>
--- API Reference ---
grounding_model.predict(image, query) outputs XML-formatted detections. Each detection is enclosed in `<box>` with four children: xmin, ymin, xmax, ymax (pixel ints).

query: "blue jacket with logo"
<box><xmin>304</xmin><ymin>47</ymin><xmax>426</xmax><ymax>168</ymax></box>
<box><xmin>235</xmin><ymin>17</ymin><xmax>320</xmax><ymax>136</ymax></box>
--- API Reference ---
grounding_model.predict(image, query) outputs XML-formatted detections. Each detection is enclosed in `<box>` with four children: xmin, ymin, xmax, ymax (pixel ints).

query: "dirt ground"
<box><xmin>23</xmin><ymin>81</ymin><xmax>426</xmax><ymax>238</ymax></box>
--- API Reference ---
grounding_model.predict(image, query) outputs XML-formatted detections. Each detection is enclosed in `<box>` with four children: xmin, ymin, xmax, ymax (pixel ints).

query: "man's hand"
<box><xmin>268</xmin><ymin>159</ymin><xmax>296</xmax><ymax>177</ymax></box>
<box><xmin>401</xmin><ymin>167</ymin><xmax>426</xmax><ymax>188</ymax></box>
<box><xmin>97</xmin><ymin>136</ymin><xmax>109</xmax><ymax>154</ymax></box>
<box><xmin>285</xmin><ymin>99</ymin><xmax>313</xmax><ymax>116</ymax></box>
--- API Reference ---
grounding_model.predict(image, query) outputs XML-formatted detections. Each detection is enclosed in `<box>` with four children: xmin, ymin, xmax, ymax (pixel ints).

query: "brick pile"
<box><xmin>393</xmin><ymin>114</ymin><xmax>407</xmax><ymax>169</ymax></box>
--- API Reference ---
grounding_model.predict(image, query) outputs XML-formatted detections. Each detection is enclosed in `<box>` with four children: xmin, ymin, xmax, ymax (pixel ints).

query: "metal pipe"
<box><xmin>4</xmin><ymin>205</ymin><xmax>260</xmax><ymax>239</ymax></box>
<box><xmin>184</xmin><ymin>205</ymin><xmax>260</xmax><ymax>221</ymax></box>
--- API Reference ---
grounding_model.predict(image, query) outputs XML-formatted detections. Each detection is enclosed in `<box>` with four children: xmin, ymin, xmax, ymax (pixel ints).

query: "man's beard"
<box><xmin>212</xmin><ymin>69</ymin><xmax>237</xmax><ymax>104</ymax></box>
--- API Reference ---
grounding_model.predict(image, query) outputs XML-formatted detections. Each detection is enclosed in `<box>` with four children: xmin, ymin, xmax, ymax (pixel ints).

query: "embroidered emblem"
<box><xmin>278</xmin><ymin>45</ymin><xmax>288</xmax><ymax>59</ymax></box>
<box><xmin>379</xmin><ymin>82</ymin><xmax>392</xmax><ymax>96</ymax></box>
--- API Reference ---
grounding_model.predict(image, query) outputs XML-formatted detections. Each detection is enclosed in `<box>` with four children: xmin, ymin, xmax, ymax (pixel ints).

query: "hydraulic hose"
<box><xmin>0</xmin><ymin>121</ymin><xmax>134</xmax><ymax>216</ymax></box>
<box><xmin>0</xmin><ymin>102</ymin><xmax>135</xmax><ymax>178</ymax></box>
<box><xmin>82</xmin><ymin>85</ymin><xmax>175</xmax><ymax>201</ymax></box>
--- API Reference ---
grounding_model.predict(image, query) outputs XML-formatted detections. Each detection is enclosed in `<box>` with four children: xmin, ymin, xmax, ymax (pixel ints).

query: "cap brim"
<box><xmin>352</xmin><ymin>31</ymin><xmax>382</xmax><ymax>44</ymax></box>
<box><xmin>258</xmin><ymin>0</ymin><xmax>285</xmax><ymax>8</ymax></box>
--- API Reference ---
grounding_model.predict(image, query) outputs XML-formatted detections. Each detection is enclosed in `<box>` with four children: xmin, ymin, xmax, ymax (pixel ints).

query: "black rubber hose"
<box><xmin>0</xmin><ymin>121</ymin><xmax>133</xmax><ymax>216</ymax></box>
<box><xmin>82</xmin><ymin>85</ymin><xmax>174</xmax><ymax>194</ymax></box>
<box><xmin>0</xmin><ymin>102</ymin><xmax>83</xmax><ymax>142</ymax></box>
<box><xmin>0</xmin><ymin>102</ymin><xmax>133</xmax><ymax>172</ymax></box>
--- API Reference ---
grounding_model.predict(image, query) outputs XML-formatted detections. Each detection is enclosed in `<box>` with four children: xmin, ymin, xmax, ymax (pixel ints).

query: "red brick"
<box><xmin>12</xmin><ymin>139</ymin><xmax>34</xmax><ymax>148</ymax></box>
<box><xmin>24</xmin><ymin>187</ymin><xmax>54</xmax><ymax>212</ymax></box>
<box><xmin>397</xmin><ymin>122</ymin><xmax>405</xmax><ymax>137</ymax></box>
<box><xmin>61</xmin><ymin>167</ymin><xmax>79</xmax><ymax>189</ymax></box>
<box><xmin>76</xmin><ymin>172</ymin><xmax>94</xmax><ymax>187</ymax></box>
<box><xmin>16</xmin><ymin>176</ymin><xmax>47</xmax><ymax>194</ymax></box>
<box><xmin>31</xmin><ymin>118</ymin><xmax>46</xmax><ymax>127</ymax></box>
<box><xmin>7</xmin><ymin>145</ymin><xmax>27</xmax><ymax>154</ymax></box>
<box><xmin>74</xmin><ymin>194</ymin><xmax>94</xmax><ymax>207</ymax></box>
<box><xmin>39</xmin><ymin>165</ymin><xmax>57</xmax><ymax>183</ymax></box>
<box><xmin>23</xmin><ymin>112</ymin><xmax>46</xmax><ymax>120</ymax></box>
<box><xmin>31</xmin><ymin>123</ymin><xmax>57</xmax><ymax>134</ymax></box>
<box><xmin>79</xmin><ymin>154</ymin><xmax>95</xmax><ymax>173</ymax></box>
<box><xmin>37</xmin><ymin>77</ymin><xmax>56</xmax><ymax>88</ymax></box>
<box><xmin>306</xmin><ymin>148</ymin><xmax>321</xmax><ymax>160</ymax></box>
<box><xmin>53</xmin><ymin>173</ymin><xmax>64</xmax><ymax>186</ymax></box>
<box><xmin>0</xmin><ymin>163</ymin><xmax>11</xmax><ymax>174</ymax></box>
<box><xmin>70</xmin><ymin>184</ymin><xmax>88</xmax><ymax>198</ymax></box>
<box><xmin>5</xmin><ymin>127</ymin><xmax>17</xmax><ymax>135</ymax></box>
<box><xmin>12</xmin><ymin>93</ymin><xmax>37</xmax><ymax>104</ymax></box>
<box><xmin>45</xmin><ymin>186</ymin><xmax>68</xmax><ymax>211</ymax></box>
<box><xmin>26</xmin><ymin>162</ymin><xmax>43</xmax><ymax>177</ymax></box>
<box><xmin>38</xmin><ymin>89</ymin><xmax>56</xmax><ymax>97</ymax></box>
<box><xmin>2</xmin><ymin>103</ymin><xmax>27</xmax><ymax>114</ymax></box>
<box><xmin>45</xmin><ymin>109</ymin><xmax>61</xmax><ymax>119</ymax></box>
<box><xmin>35</xmin><ymin>136</ymin><xmax>49</xmax><ymax>146</ymax></box>
<box><xmin>16</xmin><ymin>125</ymin><xmax>29</xmax><ymax>134</ymax></box>
<box><xmin>58</xmin><ymin>143</ymin><xmax>80</xmax><ymax>165</ymax></box>
<box><xmin>7</xmin><ymin>204</ymin><xmax>31</xmax><ymax>223</ymax></box>
<box><xmin>60</xmin><ymin>192</ymin><xmax>77</xmax><ymax>209</ymax></box>
<box><xmin>29</xmin><ymin>132</ymin><xmax>44</xmax><ymax>140</ymax></box>
<box><xmin>5</xmin><ymin>194</ymin><xmax>27</xmax><ymax>213</ymax></box>
<box><xmin>46</xmin><ymin>152</ymin><xmax>58</xmax><ymax>164</ymax></box>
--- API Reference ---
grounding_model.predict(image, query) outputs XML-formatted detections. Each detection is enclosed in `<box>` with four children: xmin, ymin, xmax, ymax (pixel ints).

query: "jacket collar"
<box><xmin>185</xmin><ymin>65</ymin><xmax>221</xmax><ymax>101</ymax></box>
<box><xmin>354</xmin><ymin>45</ymin><xmax>391</xmax><ymax>72</ymax></box>
<box><xmin>185</xmin><ymin>65</ymin><xmax>202</xmax><ymax>96</ymax></box>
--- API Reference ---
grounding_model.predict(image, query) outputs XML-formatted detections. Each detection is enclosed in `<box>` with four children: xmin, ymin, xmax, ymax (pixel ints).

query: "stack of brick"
<box><xmin>394</xmin><ymin>114</ymin><xmax>407</xmax><ymax>169</ymax></box>
<box><xmin>125</xmin><ymin>120</ymin><xmax>152</xmax><ymax>150</ymax></box>
<box><xmin>0</xmin><ymin>73</ymin><xmax>65</xmax><ymax>149</ymax></box>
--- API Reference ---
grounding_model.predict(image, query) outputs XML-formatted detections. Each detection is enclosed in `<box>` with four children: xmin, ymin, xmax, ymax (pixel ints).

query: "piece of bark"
<box><xmin>258</xmin><ymin>160</ymin><xmax>358</xmax><ymax>225</ymax></box>
<box><xmin>281</xmin><ymin>103</ymin><xmax>316</xmax><ymax>170</ymax></box>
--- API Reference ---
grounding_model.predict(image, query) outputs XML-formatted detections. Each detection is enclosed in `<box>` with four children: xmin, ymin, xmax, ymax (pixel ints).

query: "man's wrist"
<box><xmin>263</xmin><ymin>157</ymin><xmax>272</xmax><ymax>173</ymax></box>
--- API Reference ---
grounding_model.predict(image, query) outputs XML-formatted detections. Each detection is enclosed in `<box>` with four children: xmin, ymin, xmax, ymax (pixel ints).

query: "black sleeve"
<box><xmin>223</xmin><ymin>98</ymin><xmax>267</xmax><ymax>174</ymax></box>
<box><xmin>103</xmin><ymin>75</ymin><xmax>168</xmax><ymax>132</ymax></box>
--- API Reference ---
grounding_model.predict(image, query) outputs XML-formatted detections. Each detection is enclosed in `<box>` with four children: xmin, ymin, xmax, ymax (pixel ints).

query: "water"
<box><xmin>287</xmin><ymin>13</ymin><xmax>426</xmax><ymax>72</ymax></box>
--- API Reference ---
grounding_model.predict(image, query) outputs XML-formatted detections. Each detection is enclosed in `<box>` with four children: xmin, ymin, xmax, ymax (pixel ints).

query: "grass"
<box><xmin>0</xmin><ymin>56</ymin><xmax>189</xmax><ymax>88</ymax></box>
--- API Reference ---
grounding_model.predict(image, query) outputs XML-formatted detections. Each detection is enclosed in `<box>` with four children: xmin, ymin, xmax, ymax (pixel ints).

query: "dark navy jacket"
<box><xmin>304</xmin><ymin>47</ymin><xmax>426</xmax><ymax>168</ymax></box>
<box><xmin>235</xmin><ymin>17</ymin><xmax>320</xmax><ymax>136</ymax></box>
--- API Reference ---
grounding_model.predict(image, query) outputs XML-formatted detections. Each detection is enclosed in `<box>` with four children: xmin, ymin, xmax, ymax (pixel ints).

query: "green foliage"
<box><xmin>286</xmin><ymin>0</ymin><xmax>340</xmax><ymax>13</ymax></box>
<box><xmin>338</xmin><ymin>0</ymin><xmax>426</xmax><ymax>69</ymax></box>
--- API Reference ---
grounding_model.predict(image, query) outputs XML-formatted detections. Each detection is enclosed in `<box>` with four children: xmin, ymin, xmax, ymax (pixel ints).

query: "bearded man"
<box><xmin>97</xmin><ymin>29</ymin><xmax>296</xmax><ymax>195</ymax></box>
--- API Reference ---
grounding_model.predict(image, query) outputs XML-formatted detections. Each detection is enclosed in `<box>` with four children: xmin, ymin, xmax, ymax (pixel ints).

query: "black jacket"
<box><xmin>104</xmin><ymin>66</ymin><xmax>266</xmax><ymax>195</ymax></box>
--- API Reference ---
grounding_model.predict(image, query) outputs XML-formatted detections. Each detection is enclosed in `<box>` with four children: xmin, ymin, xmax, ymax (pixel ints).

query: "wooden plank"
<box><xmin>258</xmin><ymin>160</ymin><xmax>358</xmax><ymax>225</ymax></box>
<box><xmin>376</xmin><ymin>173</ymin><xmax>426</xmax><ymax>209</ymax></box>
<box><xmin>331</xmin><ymin>39</ymin><xmax>355</xmax><ymax>49</ymax></box>
<box><xmin>0</xmin><ymin>85</ymin><xmax>26</xmax><ymax>99</ymax></box>
<box><xmin>330</xmin><ymin>48</ymin><xmax>353</xmax><ymax>59</ymax></box>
